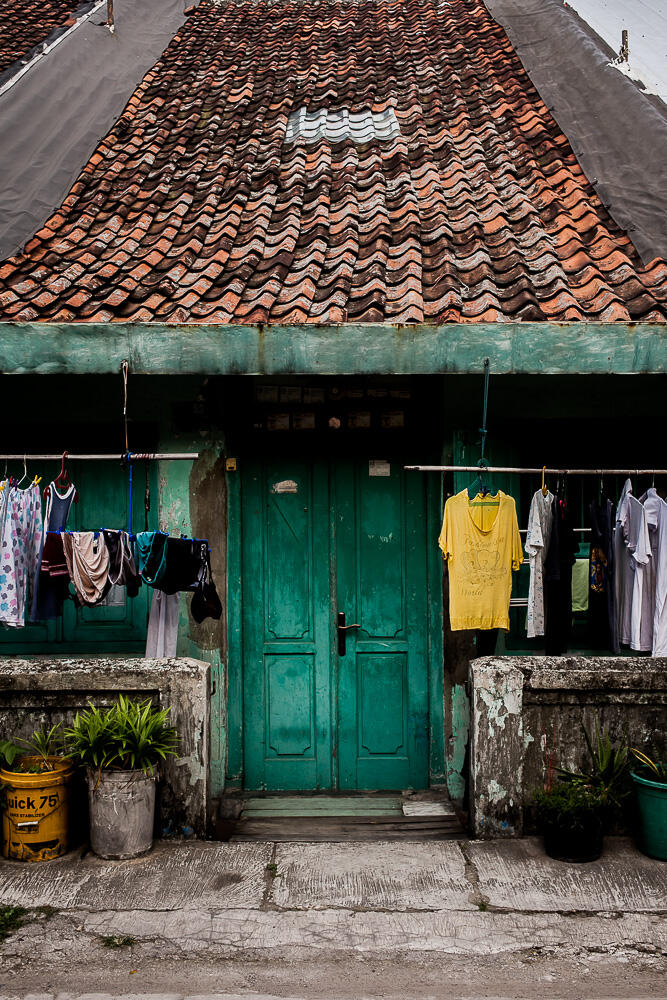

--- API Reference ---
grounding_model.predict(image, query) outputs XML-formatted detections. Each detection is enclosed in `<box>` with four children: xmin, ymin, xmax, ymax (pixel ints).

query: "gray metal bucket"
<box><xmin>86</xmin><ymin>768</ymin><xmax>156</xmax><ymax>860</ymax></box>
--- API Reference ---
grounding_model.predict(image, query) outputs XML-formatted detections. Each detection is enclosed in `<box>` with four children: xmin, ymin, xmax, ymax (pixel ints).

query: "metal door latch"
<box><xmin>337</xmin><ymin>611</ymin><xmax>361</xmax><ymax>655</ymax></box>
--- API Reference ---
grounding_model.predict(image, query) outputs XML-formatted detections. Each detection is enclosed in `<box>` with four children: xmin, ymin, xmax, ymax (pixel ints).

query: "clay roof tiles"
<box><xmin>0</xmin><ymin>0</ymin><xmax>84</xmax><ymax>76</ymax></box>
<box><xmin>1</xmin><ymin>0</ymin><xmax>666</xmax><ymax>323</ymax></box>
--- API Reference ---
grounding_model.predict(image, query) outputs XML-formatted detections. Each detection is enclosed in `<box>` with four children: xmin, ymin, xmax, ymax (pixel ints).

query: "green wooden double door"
<box><xmin>239</xmin><ymin>457</ymin><xmax>442</xmax><ymax>791</ymax></box>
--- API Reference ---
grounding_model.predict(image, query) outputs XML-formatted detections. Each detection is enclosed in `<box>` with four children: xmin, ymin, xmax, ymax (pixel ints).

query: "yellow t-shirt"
<box><xmin>439</xmin><ymin>489</ymin><xmax>524</xmax><ymax>631</ymax></box>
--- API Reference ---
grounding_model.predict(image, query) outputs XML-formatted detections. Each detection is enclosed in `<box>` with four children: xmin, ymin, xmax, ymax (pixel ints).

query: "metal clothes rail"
<box><xmin>405</xmin><ymin>465</ymin><xmax>667</xmax><ymax>475</ymax></box>
<box><xmin>0</xmin><ymin>453</ymin><xmax>199</xmax><ymax>461</ymax></box>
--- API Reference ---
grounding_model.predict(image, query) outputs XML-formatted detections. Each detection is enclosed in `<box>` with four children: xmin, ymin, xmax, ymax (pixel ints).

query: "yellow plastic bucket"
<box><xmin>1</xmin><ymin>756</ymin><xmax>74</xmax><ymax>862</ymax></box>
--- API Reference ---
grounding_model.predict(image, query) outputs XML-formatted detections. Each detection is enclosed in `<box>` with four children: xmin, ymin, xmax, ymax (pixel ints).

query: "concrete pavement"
<box><xmin>0</xmin><ymin>837</ymin><xmax>665</xmax><ymax>964</ymax></box>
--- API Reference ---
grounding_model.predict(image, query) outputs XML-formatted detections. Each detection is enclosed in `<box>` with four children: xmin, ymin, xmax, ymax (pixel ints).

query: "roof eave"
<box><xmin>1</xmin><ymin>321</ymin><xmax>666</xmax><ymax>375</ymax></box>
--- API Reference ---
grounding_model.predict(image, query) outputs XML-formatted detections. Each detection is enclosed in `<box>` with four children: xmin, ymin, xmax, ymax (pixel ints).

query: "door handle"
<box><xmin>337</xmin><ymin>611</ymin><xmax>361</xmax><ymax>656</ymax></box>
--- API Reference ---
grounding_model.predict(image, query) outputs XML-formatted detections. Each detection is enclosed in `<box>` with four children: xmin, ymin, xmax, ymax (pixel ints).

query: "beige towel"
<box><xmin>61</xmin><ymin>531</ymin><xmax>110</xmax><ymax>605</ymax></box>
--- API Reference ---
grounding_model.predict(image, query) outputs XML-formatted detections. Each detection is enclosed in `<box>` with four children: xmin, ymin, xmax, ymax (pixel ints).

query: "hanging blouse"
<box><xmin>439</xmin><ymin>489</ymin><xmax>523</xmax><ymax>631</ymax></box>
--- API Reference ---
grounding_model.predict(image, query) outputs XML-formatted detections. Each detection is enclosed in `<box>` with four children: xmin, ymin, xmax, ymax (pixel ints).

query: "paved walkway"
<box><xmin>0</xmin><ymin>837</ymin><xmax>665</xmax><ymax>962</ymax></box>
<box><xmin>1</xmin><ymin>839</ymin><xmax>666</xmax><ymax>1000</ymax></box>
<box><xmin>0</xmin><ymin>838</ymin><xmax>667</xmax><ymax>959</ymax></box>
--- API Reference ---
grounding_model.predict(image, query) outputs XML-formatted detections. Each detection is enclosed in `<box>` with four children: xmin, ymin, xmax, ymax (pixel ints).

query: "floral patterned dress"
<box><xmin>0</xmin><ymin>483</ymin><xmax>43</xmax><ymax>627</ymax></box>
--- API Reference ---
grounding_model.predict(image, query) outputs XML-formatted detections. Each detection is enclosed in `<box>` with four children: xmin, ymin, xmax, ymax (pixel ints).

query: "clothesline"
<box><xmin>0</xmin><ymin>453</ymin><xmax>199</xmax><ymax>461</ymax></box>
<box><xmin>405</xmin><ymin>465</ymin><xmax>667</xmax><ymax>475</ymax></box>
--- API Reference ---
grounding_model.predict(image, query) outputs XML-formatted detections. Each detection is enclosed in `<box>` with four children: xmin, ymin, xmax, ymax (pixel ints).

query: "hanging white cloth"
<box><xmin>627</xmin><ymin>494</ymin><xmax>652</xmax><ymax>652</ymax></box>
<box><xmin>525</xmin><ymin>489</ymin><xmax>554</xmax><ymax>637</ymax></box>
<box><xmin>652</xmin><ymin>496</ymin><xmax>667</xmax><ymax>657</ymax></box>
<box><xmin>615</xmin><ymin>479</ymin><xmax>651</xmax><ymax>649</ymax></box>
<box><xmin>145</xmin><ymin>590</ymin><xmax>179</xmax><ymax>658</ymax></box>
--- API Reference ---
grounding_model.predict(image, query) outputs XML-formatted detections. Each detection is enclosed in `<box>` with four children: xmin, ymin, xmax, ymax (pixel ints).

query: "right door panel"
<box><xmin>335</xmin><ymin>460</ymin><xmax>430</xmax><ymax>790</ymax></box>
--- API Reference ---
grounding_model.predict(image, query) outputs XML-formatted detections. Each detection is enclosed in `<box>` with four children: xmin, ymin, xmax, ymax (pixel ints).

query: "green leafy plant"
<box><xmin>15</xmin><ymin>723</ymin><xmax>64</xmax><ymax>771</ymax></box>
<box><xmin>63</xmin><ymin>703</ymin><xmax>117</xmax><ymax>771</ymax></box>
<box><xmin>0</xmin><ymin>740</ymin><xmax>23</xmax><ymax>769</ymax></box>
<box><xmin>64</xmin><ymin>696</ymin><xmax>179</xmax><ymax>775</ymax></box>
<box><xmin>0</xmin><ymin>906</ymin><xmax>28</xmax><ymax>942</ymax></box>
<box><xmin>557</xmin><ymin>719</ymin><xmax>631</xmax><ymax>810</ymax></box>
<box><xmin>630</xmin><ymin>748</ymin><xmax>667</xmax><ymax>783</ymax></box>
<box><xmin>533</xmin><ymin>784</ymin><xmax>605</xmax><ymax>834</ymax></box>
<box><xmin>101</xmin><ymin>934</ymin><xmax>136</xmax><ymax>948</ymax></box>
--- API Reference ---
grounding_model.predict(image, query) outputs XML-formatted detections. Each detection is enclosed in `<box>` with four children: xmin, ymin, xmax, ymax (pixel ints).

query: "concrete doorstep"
<box><xmin>0</xmin><ymin>837</ymin><xmax>665</xmax><ymax>962</ymax></box>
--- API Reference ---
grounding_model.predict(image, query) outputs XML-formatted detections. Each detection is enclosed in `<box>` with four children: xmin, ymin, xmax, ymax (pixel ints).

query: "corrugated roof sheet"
<box><xmin>1</xmin><ymin>0</ymin><xmax>666</xmax><ymax>324</ymax></box>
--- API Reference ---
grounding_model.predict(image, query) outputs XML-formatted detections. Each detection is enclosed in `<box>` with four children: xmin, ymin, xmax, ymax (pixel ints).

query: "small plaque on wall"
<box><xmin>369</xmin><ymin>460</ymin><xmax>390</xmax><ymax>477</ymax></box>
<box><xmin>272</xmin><ymin>480</ymin><xmax>298</xmax><ymax>494</ymax></box>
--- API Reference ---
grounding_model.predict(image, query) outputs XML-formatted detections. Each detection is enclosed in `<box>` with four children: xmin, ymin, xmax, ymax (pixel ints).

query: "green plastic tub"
<box><xmin>631</xmin><ymin>771</ymin><xmax>667</xmax><ymax>861</ymax></box>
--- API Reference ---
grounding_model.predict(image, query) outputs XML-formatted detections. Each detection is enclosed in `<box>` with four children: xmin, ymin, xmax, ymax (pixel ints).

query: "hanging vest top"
<box><xmin>43</xmin><ymin>481</ymin><xmax>76</xmax><ymax>535</ymax></box>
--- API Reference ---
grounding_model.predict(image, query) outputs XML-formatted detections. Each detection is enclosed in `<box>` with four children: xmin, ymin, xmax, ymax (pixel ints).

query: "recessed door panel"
<box><xmin>357</xmin><ymin>471</ymin><xmax>405</xmax><ymax>637</ymax></box>
<box><xmin>358</xmin><ymin>652</ymin><xmax>407</xmax><ymax>755</ymax></box>
<box><xmin>265</xmin><ymin>472</ymin><xmax>313</xmax><ymax>640</ymax></box>
<box><xmin>266</xmin><ymin>654</ymin><xmax>314</xmax><ymax>758</ymax></box>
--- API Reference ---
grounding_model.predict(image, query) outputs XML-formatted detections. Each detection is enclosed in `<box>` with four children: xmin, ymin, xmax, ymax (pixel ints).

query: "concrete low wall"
<box><xmin>469</xmin><ymin>656</ymin><xmax>667</xmax><ymax>838</ymax></box>
<box><xmin>0</xmin><ymin>657</ymin><xmax>210</xmax><ymax>836</ymax></box>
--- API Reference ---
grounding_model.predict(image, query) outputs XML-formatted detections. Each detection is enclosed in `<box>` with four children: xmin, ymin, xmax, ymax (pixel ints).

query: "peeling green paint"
<box><xmin>1</xmin><ymin>322</ymin><xmax>666</xmax><ymax>375</ymax></box>
<box><xmin>447</xmin><ymin>683</ymin><xmax>470</xmax><ymax>802</ymax></box>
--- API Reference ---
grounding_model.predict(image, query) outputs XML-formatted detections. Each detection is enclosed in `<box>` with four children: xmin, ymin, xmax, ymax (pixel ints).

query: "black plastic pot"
<box><xmin>543</xmin><ymin>819</ymin><xmax>604</xmax><ymax>863</ymax></box>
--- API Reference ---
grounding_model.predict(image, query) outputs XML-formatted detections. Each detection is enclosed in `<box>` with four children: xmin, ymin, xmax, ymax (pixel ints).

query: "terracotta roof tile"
<box><xmin>1</xmin><ymin>0</ymin><xmax>666</xmax><ymax>323</ymax></box>
<box><xmin>0</xmin><ymin>0</ymin><xmax>84</xmax><ymax>76</ymax></box>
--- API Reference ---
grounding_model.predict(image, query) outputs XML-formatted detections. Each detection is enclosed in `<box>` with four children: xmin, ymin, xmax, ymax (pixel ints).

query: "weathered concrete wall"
<box><xmin>0</xmin><ymin>658</ymin><xmax>210</xmax><ymax>836</ymax></box>
<box><xmin>469</xmin><ymin>656</ymin><xmax>667</xmax><ymax>838</ymax></box>
<box><xmin>157</xmin><ymin>430</ymin><xmax>228</xmax><ymax>800</ymax></box>
<box><xmin>468</xmin><ymin>659</ymin><xmax>524</xmax><ymax>837</ymax></box>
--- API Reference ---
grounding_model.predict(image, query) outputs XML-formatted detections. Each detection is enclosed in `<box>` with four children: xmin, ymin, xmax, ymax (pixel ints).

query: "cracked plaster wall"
<box><xmin>0</xmin><ymin>658</ymin><xmax>210</xmax><ymax>836</ymax></box>
<box><xmin>469</xmin><ymin>655</ymin><xmax>667</xmax><ymax>838</ymax></box>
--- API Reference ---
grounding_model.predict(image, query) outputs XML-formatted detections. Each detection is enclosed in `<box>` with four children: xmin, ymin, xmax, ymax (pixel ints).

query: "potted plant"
<box><xmin>0</xmin><ymin>725</ymin><xmax>75</xmax><ymax>862</ymax></box>
<box><xmin>64</xmin><ymin>695</ymin><xmax>179</xmax><ymax>860</ymax></box>
<box><xmin>630</xmin><ymin>748</ymin><xmax>667</xmax><ymax>861</ymax></box>
<box><xmin>557</xmin><ymin>720</ymin><xmax>631</xmax><ymax>828</ymax></box>
<box><xmin>532</xmin><ymin>720</ymin><xmax>630</xmax><ymax>863</ymax></box>
<box><xmin>533</xmin><ymin>783</ymin><xmax>605</xmax><ymax>862</ymax></box>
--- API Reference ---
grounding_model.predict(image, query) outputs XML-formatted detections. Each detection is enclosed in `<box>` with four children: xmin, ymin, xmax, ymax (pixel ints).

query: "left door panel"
<box><xmin>242</xmin><ymin>460</ymin><xmax>333</xmax><ymax>790</ymax></box>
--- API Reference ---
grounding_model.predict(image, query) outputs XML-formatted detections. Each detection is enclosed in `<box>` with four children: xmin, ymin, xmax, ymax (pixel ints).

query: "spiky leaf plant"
<box><xmin>630</xmin><ymin>748</ymin><xmax>667</xmax><ymax>783</ymax></box>
<box><xmin>64</xmin><ymin>697</ymin><xmax>179</xmax><ymax>775</ymax></box>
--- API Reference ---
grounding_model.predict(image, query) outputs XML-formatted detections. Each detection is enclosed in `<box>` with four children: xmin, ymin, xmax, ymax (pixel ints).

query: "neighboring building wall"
<box><xmin>0</xmin><ymin>657</ymin><xmax>211</xmax><ymax>835</ymax></box>
<box><xmin>469</xmin><ymin>656</ymin><xmax>667</xmax><ymax>837</ymax></box>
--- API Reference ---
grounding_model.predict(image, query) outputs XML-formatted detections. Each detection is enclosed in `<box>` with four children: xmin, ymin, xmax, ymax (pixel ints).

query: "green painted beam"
<box><xmin>0</xmin><ymin>321</ymin><xmax>666</xmax><ymax>375</ymax></box>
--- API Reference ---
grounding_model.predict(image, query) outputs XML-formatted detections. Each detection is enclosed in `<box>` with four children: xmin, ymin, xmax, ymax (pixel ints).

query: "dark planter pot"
<box><xmin>543</xmin><ymin>819</ymin><xmax>604</xmax><ymax>863</ymax></box>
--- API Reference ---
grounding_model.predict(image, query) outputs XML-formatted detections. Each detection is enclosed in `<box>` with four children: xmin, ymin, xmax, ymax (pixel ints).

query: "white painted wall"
<box><xmin>565</xmin><ymin>0</ymin><xmax>667</xmax><ymax>103</ymax></box>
